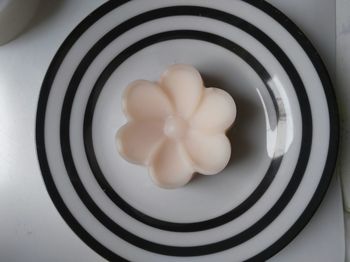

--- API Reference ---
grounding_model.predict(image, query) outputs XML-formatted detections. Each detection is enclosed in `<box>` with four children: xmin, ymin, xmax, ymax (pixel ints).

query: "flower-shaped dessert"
<box><xmin>116</xmin><ymin>64</ymin><xmax>236</xmax><ymax>189</ymax></box>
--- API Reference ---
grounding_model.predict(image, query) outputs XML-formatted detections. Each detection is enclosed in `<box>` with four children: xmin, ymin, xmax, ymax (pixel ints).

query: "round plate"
<box><xmin>36</xmin><ymin>1</ymin><xmax>339</xmax><ymax>261</ymax></box>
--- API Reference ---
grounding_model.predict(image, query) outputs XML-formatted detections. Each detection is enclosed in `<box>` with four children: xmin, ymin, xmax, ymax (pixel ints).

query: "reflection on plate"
<box><xmin>36</xmin><ymin>1</ymin><xmax>338</xmax><ymax>261</ymax></box>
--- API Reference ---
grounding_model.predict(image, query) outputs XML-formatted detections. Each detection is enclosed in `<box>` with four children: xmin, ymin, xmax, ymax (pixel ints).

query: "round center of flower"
<box><xmin>163</xmin><ymin>115</ymin><xmax>188</xmax><ymax>139</ymax></box>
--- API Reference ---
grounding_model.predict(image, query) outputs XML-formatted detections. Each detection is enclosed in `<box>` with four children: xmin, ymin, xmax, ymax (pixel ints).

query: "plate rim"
<box><xmin>35</xmin><ymin>0</ymin><xmax>339</xmax><ymax>261</ymax></box>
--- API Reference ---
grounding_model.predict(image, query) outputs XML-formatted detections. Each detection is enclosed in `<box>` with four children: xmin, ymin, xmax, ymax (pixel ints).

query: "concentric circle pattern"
<box><xmin>36</xmin><ymin>1</ymin><xmax>338</xmax><ymax>261</ymax></box>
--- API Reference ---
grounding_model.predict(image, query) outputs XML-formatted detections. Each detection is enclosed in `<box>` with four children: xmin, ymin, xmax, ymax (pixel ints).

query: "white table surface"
<box><xmin>0</xmin><ymin>0</ymin><xmax>345</xmax><ymax>261</ymax></box>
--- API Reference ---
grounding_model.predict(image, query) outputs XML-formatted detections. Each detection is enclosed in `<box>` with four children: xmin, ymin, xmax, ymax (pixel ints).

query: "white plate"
<box><xmin>35</xmin><ymin>1</ymin><xmax>339</xmax><ymax>261</ymax></box>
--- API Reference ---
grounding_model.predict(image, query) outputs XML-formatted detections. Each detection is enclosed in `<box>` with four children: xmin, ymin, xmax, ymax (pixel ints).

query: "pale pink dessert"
<box><xmin>116</xmin><ymin>64</ymin><xmax>236</xmax><ymax>189</ymax></box>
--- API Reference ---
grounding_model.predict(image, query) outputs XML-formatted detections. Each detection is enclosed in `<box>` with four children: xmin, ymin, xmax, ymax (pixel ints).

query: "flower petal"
<box><xmin>184</xmin><ymin>130</ymin><xmax>231</xmax><ymax>175</ymax></box>
<box><xmin>150</xmin><ymin>139</ymin><xmax>194</xmax><ymax>189</ymax></box>
<box><xmin>190</xmin><ymin>88</ymin><xmax>236</xmax><ymax>133</ymax></box>
<box><xmin>123</xmin><ymin>80</ymin><xmax>173</xmax><ymax>121</ymax></box>
<box><xmin>160</xmin><ymin>64</ymin><xmax>203</xmax><ymax>119</ymax></box>
<box><xmin>116</xmin><ymin>121</ymin><xmax>164</xmax><ymax>165</ymax></box>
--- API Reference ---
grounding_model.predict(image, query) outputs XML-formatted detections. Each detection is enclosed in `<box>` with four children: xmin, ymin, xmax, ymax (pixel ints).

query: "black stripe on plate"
<box><xmin>60</xmin><ymin>26</ymin><xmax>311</xmax><ymax>256</ymax></box>
<box><xmin>62</xmin><ymin>6</ymin><xmax>285</xmax><ymax>232</ymax></box>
